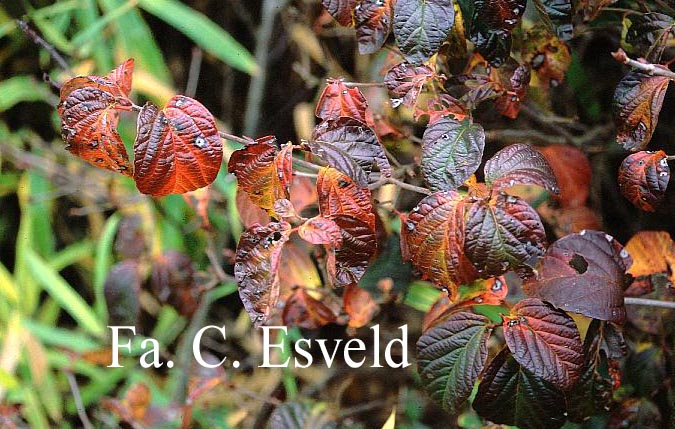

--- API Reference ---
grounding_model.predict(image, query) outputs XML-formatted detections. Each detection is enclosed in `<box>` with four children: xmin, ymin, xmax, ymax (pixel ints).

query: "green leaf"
<box><xmin>94</xmin><ymin>213</ymin><xmax>121</xmax><ymax>321</ymax></box>
<box><xmin>473</xmin><ymin>348</ymin><xmax>567</xmax><ymax>429</ymax></box>
<box><xmin>138</xmin><ymin>0</ymin><xmax>258</xmax><ymax>75</ymax></box>
<box><xmin>24</xmin><ymin>248</ymin><xmax>105</xmax><ymax>338</ymax></box>
<box><xmin>393</xmin><ymin>0</ymin><xmax>455</xmax><ymax>64</ymax></box>
<box><xmin>417</xmin><ymin>311</ymin><xmax>491</xmax><ymax>415</ymax></box>
<box><xmin>421</xmin><ymin>117</ymin><xmax>485</xmax><ymax>192</ymax></box>
<box><xmin>0</xmin><ymin>76</ymin><xmax>53</xmax><ymax>111</ymax></box>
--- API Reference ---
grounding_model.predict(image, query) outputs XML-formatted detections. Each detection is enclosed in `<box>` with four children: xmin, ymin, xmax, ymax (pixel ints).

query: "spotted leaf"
<box><xmin>468</xmin><ymin>0</ymin><xmax>526</xmax><ymax>66</ymax></box>
<box><xmin>522</xmin><ymin>27</ymin><xmax>572</xmax><ymax>89</ymax></box>
<box><xmin>618</xmin><ymin>150</ymin><xmax>670</xmax><ymax>212</ymax></box>
<box><xmin>235</xmin><ymin>222</ymin><xmax>292</xmax><ymax>327</ymax></box>
<box><xmin>393</xmin><ymin>0</ymin><xmax>455</xmax><ymax>64</ymax></box>
<box><xmin>421</xmin><ymin>117</ymin><xmax>485</xmax><ymax>192</ymax></box>
<box><xmin>484</xmin><ymin>143</ymin><xmax>559</xmax><ymax>194</ymax></box>
<box><xmin>523</xmin><ymin>230</ymin><xmax>632</xmax><ymax>324</ymax></box>
<box><xmin>133</xmin><ymin>96</ymin><xmax>222</xmax><ymax>196</ymax></box>
<box><xmin>228</xmin><ymin>139</ymin><xmax>293</xmax><ymax>216</ymax></box>
<box><xmin>355</xmin><ymin>0</ymin><xmax>393</xmax><ymax>54</ymax></box>
<box><xmin>613</xmin><ymin>71</ymin><xmax>670</xmax><ymax>151</ymax></box>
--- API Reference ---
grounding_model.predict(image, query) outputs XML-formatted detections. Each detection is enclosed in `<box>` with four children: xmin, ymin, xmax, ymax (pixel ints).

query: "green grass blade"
<box><xmin>94</xmin><ymin>213</ymin><xmax>121</xmax><ymax>321</ymax></box>
<box><xmin>0</xmin><ymin>76</ymin><xmax>53</xmax><ymax>111</ymax></box>
<box><xmin>24</xmin><ymin>248</ymin><xmax>105</xmax><ymax>338</ymax></box>
<box><xmin>23</xmin><ymin>320</ymin><xmax>100</xmax><ymax>353</ymax></box>
<box><xmin>71</xmin><ymin>0</ymin><xmax>136</xmax><ymax>49</ymax></box>
<box><xmin>138</xmin><ymin>0</ymin><xmax>258</xmax><ymax>75</ymax></box>
<box><xmin>49</xmin><ymin>240</ymin><xmax>94</xmax><ymax>272</ymax></box>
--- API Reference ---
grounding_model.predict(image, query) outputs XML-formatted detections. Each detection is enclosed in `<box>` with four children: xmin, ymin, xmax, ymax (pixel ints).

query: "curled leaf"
<box><xmin>484</xmin><ymin>143</ymin><xmax>559</xmax><ymax>194</ymax></box>
<box><xmin>298</xmin><ymin>216</ymin><xmax>343</xmax><ymax>246</ymax></box>
<box><xmin>384</xmin><ymin>62</ymin><xmax>437</xmax><ymax>108</ymax></box>
<box><xmin>503</xmin><ymin>298</ymin><xmax>584</xmax><ymax>390</ymax></box>
<box><xmin>613</xmin><ymin>71</ymin><xmax>669</xmax><ymax>151</ymax></box>
<box><xmin>524</xmin><ymin>230</ymin><xmax>632</xmax><ymax>324</ymax></box>
<box><xmin>315</xmin><ymin>78</ymin><xmax>372</xmax><ymax>125</ymax></box>
<box><xmin>618</xmin><ymin>150</ymin><xmax>670</xmax><ymax>212</ymax></box>
<box><xmin>355</xmin><ymin>0</ymin><xmax>393</xmax><ymax>54</ymax></box>
<box><xmin>235</xmin><ymin>222</ymin><xmax>292</xmax><ymax>326</ymax></box>
<box><xmin>421</xmin><ymin>117</ymin><xmax>485</xmax><ymax>192</ymax></box>
<box><xmin>133</xmin><ymin>96</ymin><xmax>223</xmax><ymax>196</ymax></box>
<box><xmin>393</xmin><ymin>0</ymin><xmax>455</xmax><ymax>64</ymax></box>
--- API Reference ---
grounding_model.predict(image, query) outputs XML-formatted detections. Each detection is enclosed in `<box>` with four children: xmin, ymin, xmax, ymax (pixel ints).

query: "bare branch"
<box><xmin>16</xmin><ymin>20</ymin><xmax>72</xmax><ymax>73</ymax></box>
<box><xmin>612</xmin><ymin>48</ymin><xmax>675</xmax><ymax>80</ymax></box>
<box><xmin>369</xmin><ymin>177</ymin><xmax>432</xmax><ymax>195</ymax></box>
<box><xmin>624</xmin><ymin>297</ymin><xmax>675</xmax><ymax>309</ymax></box>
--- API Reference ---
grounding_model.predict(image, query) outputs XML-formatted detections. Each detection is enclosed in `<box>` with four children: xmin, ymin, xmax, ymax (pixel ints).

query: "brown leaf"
<box><xmin>282</xmin><ymin>288</ymin><xmax>337</xmax><ymax>328</ymax></box>
<box><xmin>343</xmin><ymin>283</ymin><xmax>380</xmax><ymax>328</ymax></box>
<box><xmin>355</xmin><ymin>0</ymin><xmax>393</xmax><ymax>54</ymax></box>
<box><xmin>298</xmin><ymin>216</ymin><xmax>343</xmax><ymax>246</ymax></box>
<box><xmin>235</xmin><ymin>188</ymin><xmax>271</xmax><ymax>228</ymax></box>
<box><xmin>618</xmin><ymin>150</ymin><xmax>670</xmax><ymax>212</ymax></box>
<box><xmin>613</xmin><ymin>71</ymin><xmax>670</xmax><ymax>151</ymax></box>
<box><xmin>133</xmin><ymin>96</ymin><xmax>223</xmax><ymax>196</ymax></box>
<box><xmin>322</xmin><ymin>0</ymin><xmax>358</xmax><ymax>26</ymax></box>
<box><xmin>235</xmin><ymin>222</ymin><xmax>292</xmax><ymax>326</ymax></box>
<box><xmin>522</xmin><ymin>27</ymin><xmax>572</xmax><ymax>88</ymax></box>
<box><xmin>228</xmin><ymin>140</ymin><xmax>293</xmax><ymax>216</ymax></box>
<box><xmin>150</xmin><ymin>251</ymin><xmax>199</xmax><ymax>317</ymax></box>
<box><xmin>327</xmin><ymin>214</ymin><xmax>377</xmax><ymax>288</ymax></box>
<box><xmin>539</xmin><ymin>145</ymin><xmax>591</xmax><ymax>208</ymax></box>
<box><xmin>414</xmin><ymin>94</ymin><xmax>468</xmax><ymax>124</ymax></box>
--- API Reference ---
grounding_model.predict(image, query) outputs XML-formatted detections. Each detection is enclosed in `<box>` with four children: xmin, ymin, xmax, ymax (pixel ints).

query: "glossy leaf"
<box><xmin>327</xmin><ymin>214</ymin><xmax>377</xmax><ymax>288</ymax></box>
<box><xmin>417</xmin><ymin>311</ymin><xmax>491</xmax><ymax>415</ymax></box>
<box><xmin>322</xmin><ymin>0</ymin><xmax>358</xmax><ymax>26</ymax></box>
<box><xmin>298</xmin><ymin>216</ymin><xmax>343</xmax><ymax>246</ymax></box>
<box><xmin>133</xmin><ymin>96</ymin><xmax>223</xmax><ymax>196</ymax></box>
<box><xmin>468</xmin><ymin>0</ymin><xmax>526</xmax><ymax>66</ymax></box>
<box><xmin>473</xmin><ymin>348</ymin><xmax>567</xmax><ymax>429</ymax></box>
<box><xmin>402</xmin><ymin>191</ymin><xmax>478</xmax><ymax>296</ymax></box>
<box><xmin>393</xmin><ymin>0</ymin><xmax>455</xmax><ymax>64</ymax></box>
<box><xmin>421</xmin><ymin>117</ymin><xmax>485</xmax><ymax>192</ymax></box>
<box><xmin>58</xmin><ymin>60</ymin><xmax>136</xmax><ymax>176</ymax></box>
<box><xmin>484</xmin><ymin>143</ymin><xmax>559</xmax><ymax>194</ymax></box>
<box><xmin>315</xmin><ymin>78</ymin><xmax>372</xmax><ymax>125</ymax></box>
<box><xmin>539</xmin><ymin>145</ymin><xmax>591</xmax><ymax>208</ymax></box>
<box><xmin>308</xmin><ymin>140</ymin><xmax>369</xmax><ymax>187</ymax></box>
<box><xmin>316</xmin><ymin>167</ymin><xmax>375</xmax><ymax>229</ymax></box>
<box><xmin>312</xmin><ymin>117</ymin><xmax>390</xmax><ymax>180</ymax></box>
<box><xmin>355</xmin><ymin>0</ymin><xmax>393</xmax><ymax>54</ymax></box>
<box><xmin>464</xmin><ymin>193</ymin><xmax>547</xmax><ymax>277</ymax></box>
<box><xmin>613</xmin><ymin>71</ymin><xmax>670</xmax><ymax>151</ymax></box>
<box><xmin>384</xmin><ymin>62</ymin><xmax>437</xmax><ymax>108</ymax></box>
<box><xmin>235</xmin><ymin>222</ymin><xmax>292</xmax><ymax>326</ymax></box>
<box><xmin>503</xmin><ymin>298</ymin><xmax>584</xmax><ymax>390</ymax></box>
<box><xmin>537</xmin><ymin>0</ymin><xmax>573</xmax><ymax>41</ymax></box>
<box><xmin>228</xmin><ymin>140</ymin><xmax>293</xmax><ymax>216</ymax></box>
<box><xmin>524</xmin><ymin>230</ymin><xmax>632</xmax><ymax>324</ymax></box>
<box><xmin>343</xmin><ymin>283</ymin><xmax>380</xmax><ymax>328</ymax></box>
<box><xmin>282</xmin><ymin>288</ymin><xmax>337</xmax><ymax>329</ymax></box>
<box><xmin>618</xmin><ymin>150</ymin><xmax>670</xmax><ymax>212</ymax></box>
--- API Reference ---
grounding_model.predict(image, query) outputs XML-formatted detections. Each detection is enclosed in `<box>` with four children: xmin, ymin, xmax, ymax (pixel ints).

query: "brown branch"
<box><xmin>64</xmin><ymin>371</ymin><xmax>95</xmax><ymax>429</ymax></box>
<box><xmin>293</xmin><ymin>157</ymin><xmax>323</xmax><ymax>172</ymax></box>
<box><xmin>185</xmin><ymin>47</ymin><xmax>203</xmax><ymax>98</ymax></box>
<box><xmin>16</xmin><ymin>20</ymin><xmax>71</xmax><ymax>73</ymax></box>
<box><xmin>624</xmin><ymin>297</ymin><xmax>675</xmax><ymax>309</ymax></box>
<box><xmin>341</xmin><ymin>81</ymin><xmax>385</xmax><ymax>88</ymax></box>
<box><xmin>612</xmin><ymin>48</ymin><xmax>675</xmax><ymax>80</ymax></box>
<box><xmin>219</xmin><ymin>130</ymin><xmax>255</xmax><ymax>146</ymax></box>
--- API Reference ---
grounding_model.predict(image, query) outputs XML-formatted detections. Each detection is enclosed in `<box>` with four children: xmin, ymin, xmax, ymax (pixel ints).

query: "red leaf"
<box><xmin>503</xmin><ymin>298</ymin><xmax>584</xmax><ymax>390</ymax></box>
<box><xmin>384</xmin><ymin>62</ymin><xmax>438</xmax><ymax>108</ymax></box>
<box><xmin>539</xmin><ymin>145</ymin><xmax>592</xmax><ymax>208</ymax></box>
<box><xmin>317</xmin><ymin>167</ymin><xmax>375</xmax><ymax>229</ymax></box>
<box><xmin>524</xmin><ymin>230</ymin><xmax>632</xmax><ymax>324</ymax></box>
<box><xmin>355</xmin><ymin>0</ymin><xmax>393</xmax><ymax>54</ymax></box>
<box><xmin>343</xmin><ymin>283</ymin><xmax>380</xmax><ymax>328</ymax></box>
<box><xmin>311</xmin><ymin>117</ymin><xmax>390</xmax><ymax>180</ymax></box>
<box><xmin>282</xmin><ymin>288</ymin><xmax>337</xmax><ymax>329</ymax></box>
<box><xmin>321</xmin><ymin>0</ymin><xmax>357</xmax><ymax>26</ymax></box>
<box><xmin>298</xmin><ymin>216</ymin><xmax>343</xmax><ymax>246</ymax></box>
<box><xmin>618</xmin><ymin>150</ymin><xmax>670</xmax><ymax>212</ymax></box>
<box><xmin>613</xmin><ymin>71</ymin><xmax>670</xmax><ymax>151</ymax></box>
<box><xmin>464</xmin><ymin>193</ymin><xmax>547</xmax><ymax>277</ymax></box>
<box><xmin>105</xmin><ymin>58</ymin><xmax>135</xmax><ymax>96</ymax></box>
<box><xmin>315</xmin><ymin>78</ymin><xmax>373</xmax><ymax>125</ymax></box>
<box><xmin>402</xmin><ymin>191</ymin><xmax>478</xmax><ymax>297</ymax></box>
<box><xmin>133</xmin><ymin>96</ymin><xmax>222</xmax><ymax>196</ymax></box>
<box><xmin>414</xmin><ymin>94</ymin><xmax>468</xmax><ymax>124</ymax></box>
<box><xmin>228</xmin><ymin>140</ymin><xmax>293</xmax><ymax>215</ymax></box>
<box><xmin>235</xmin><ymin>189</ymin><xmax>271</xmax><ymax>228</ymax></box>
<box><xmin>235</xmin><ymin>222</ymin><xmax>292</xmax><ymax>326</ymax></box>
<box><xmin>327</xmin><ymin>214</ymin><xmax>377</xmax><ymax>288</ymax></box>
<box><xmin>484</xmin><ymin>143</ymin><xmax>559</xmax><ymax>194</ymax></box>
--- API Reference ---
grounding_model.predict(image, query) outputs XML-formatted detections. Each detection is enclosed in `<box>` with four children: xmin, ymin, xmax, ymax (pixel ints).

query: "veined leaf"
<box><xmin>322</xmin><ymin>0</ymin><xmax>358</xmax><ymax>26</ymax></box>
<box><xmin>316</xmin><ymin>167</ymin><xmax>375</xmax><ymax>229</ymax></box>
<box><xmin>133</xmin><ymin>95</ymin><xmax>223</xmax><ymax>196</ymax></box>
<box><xmin>417</xmin><ymin>311</ymin><xmax>491</xmax><ymax>415</ymax></box>
<box><xmin>473</xmin><ymin>347</ymin><xmax>567</xmax><ymax>429</ymax></box>
<box><xmin>618</xmin><ymin>150</ymin><xmax>670</xmax><ymax>212</ymax></box>
<box><xmin>235</xmin><ymin>222</ymin><xmax>292</xmax><ymax>327</ymax></box>
<box><xmin>327</xmin><ymin>215</ymin><xmax>377</xmax><ymax>288</ymax></box>
<box><xmin>393</xmin><ymin>0</ymin><xmax>455</xmax><ymax>64</ymax></box>
<box><xmin>421</xmin><ymin>117</ymin><xmax>485</xmax><ymax>192</ymax></box>
<box><xmin>613</xmin><ymin>71</ymin><xmax>669</xmax><ymax>151</ymax></box>
<box><xmin>355</xmin><ymin>0</ymin><xmax>393</xmax><ymax>54</ymax></box>
<box><xmin>315</xmin><ymin>78</ymin><xmax>372</xmax><ymax>125</ymax></box>
<box><xmin>524</xmin><ymin>230</ymin><xmax>632</xmax><ymax>324</ymax></box>
<box><xmin>298</xmin><ymin>216</ymin><xmax>343</xmax><ymax>246</ymax></box>
<box><xmin>384</xmin><ymin>62</ymin><xmax>437</xmax><ymax>108</ymax></box>
<box><xmin>503</xmin><ymin>298</ymin><xmax>584</xmax><ymax>390</ymax></box>
<box><xmin>484</xmin><ymin>143</ymin><xmax>559</xmax><ymax>194</ymax></box>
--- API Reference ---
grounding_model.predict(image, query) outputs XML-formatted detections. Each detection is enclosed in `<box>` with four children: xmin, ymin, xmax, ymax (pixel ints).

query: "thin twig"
<box><xmin>342</xmin><ymin>81</ymin><xmax>385</xmax><ymax>88</ymax></box>
<box><xmin>16</xmin><ymin>20</ymin><xmax>71</xmax><ymax>73</ymax></box>
<box><xmin>185</xmin><ymin>47</ymin><xmax>203</xmax><ymax>98</ymax></box>
<box><xmin>612</xmin><ymin>48</ymin><xmax>675</xmax><ymax>80</ymax></box>
<box><xmin>624</xmin><ymin>297</ymin><xmax>675</xmax><ymax>309</ymax></box>
<box><xmin>293</xmin><ymin>157</ymin><xmax>322</xmax><ymax>172</ymax></box>
<box><xmin>667</xmin><ymin>155</ymin><xmax>675</xmax><ymax>161</ymax></box>
<box><xmin>219</xmin><ymin>130</ymin><xmax>255</xmax><ymax>146</ymax></box>
<box><xmin>293</xmin><ymin>170</ymin><xmax>317</xmax><ymax>178</ymax></box>
<box><xmin>369</xmin><ymin>177</ymin><xmax>431</xmax><ymax>195</ymax></box>
<box><xmin>65</xmin><ymin>371</ymin><xmax>94</xmax><ymax>429</ymax></box>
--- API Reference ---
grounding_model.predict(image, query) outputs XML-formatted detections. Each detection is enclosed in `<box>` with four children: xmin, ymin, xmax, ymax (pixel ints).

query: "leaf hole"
<box><xmin>568</xmin><ymin>253</ymin><xmax>588</xmax><ymax>274</ymax></box>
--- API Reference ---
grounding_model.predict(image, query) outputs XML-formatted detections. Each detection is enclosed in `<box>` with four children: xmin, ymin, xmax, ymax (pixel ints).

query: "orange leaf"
<box><xmin>327</xmin><ymin>215</ymin><xmax>377</xmax><ymax>288</ymax></box>
<box><xmin>539</xmin><ymin>145</ymin><xmax>591</xmax><ymax>208</ymax></box>
<box><xmin>315</xmin><ymin>78</ymin><xmax>373</xmax><ymax>125</ymax></box>
<box><xmin>344</xmin><ymin>283</ymin><xmax>379</xmax><ymax>328</ymax></box>
<box><xmin>133</xmin><ymin>96</ymin><xmax>223</xmax><ymax>196</ymax></box>
<box><xmin>298</xmin><ymin>216</ymin><xmax>343</xmax><ymax>246</ymax></box>
<box><xmin>282</xmin><ymin>288</ymin><xmax>337</xmax><ymax>329</ymax></box>
<box><xmin>235</xmin><ymin>188</ymin><xmax>271</xmax><ymax>228</ymax></box>
<box><xmin>625</xmin><ymin>231</ymin><xmax>675</xmax><ymax>288</ymax></box>
<box><xmin>317</xmin><ymin>167</ymin><xmax>375</xmax><ymax>229</ymax></box>
<box><xmin>321</xmin><ymin>0</ymin><xmax>358</xmax><ymax>26</ymax></box>
<box><xmin>618</xmin><ymin>150</ymin><xmax>670</xmax><ymax>212</ymax></box>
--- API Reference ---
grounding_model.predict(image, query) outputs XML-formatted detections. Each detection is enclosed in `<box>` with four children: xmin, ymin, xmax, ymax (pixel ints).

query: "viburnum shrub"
<box><xmin>52</xmin><ymin>1</ymin><xmax>675</xmax><ymax>428</ymax></box>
